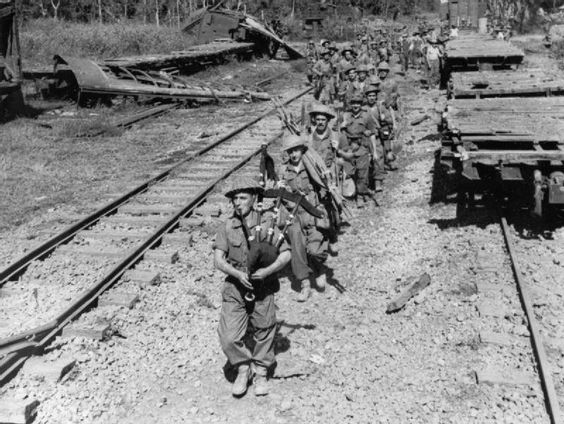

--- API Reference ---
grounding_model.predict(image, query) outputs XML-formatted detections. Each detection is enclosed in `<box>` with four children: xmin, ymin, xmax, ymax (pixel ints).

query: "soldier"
<box><xmin>336</xmin><ymin>130</ymin><xmax>372</xmax><ymax>207</ymax></box>
<box><xmin>377</xmin><ymin>39</ymin><xmax>389</xmax><ymax>64</ymax></box>
<box><xmin>339</xmin><ymin>94</ymin><xmax>379</xmax><ymax>203</ymax></box>
<box><xmin>305</xmin><ymin>40</ymin><xmax>318</xmax><ymax>84</ymax></box>
<box><xmin>364</xmin><ymin>84</ymin><xmax>386</xmax><ymax>192</ymax></box>
<box><xmin>214</xmin><ymin>177</ymin><xmax>291</xmax><ymax>397</ymax></box>
<box><xmin>308</xmin><ymin>103</ymin><xmax>339</xmax><ymax>173</ymax></box>
<box><xmin>378</xmin><ymin>61</ymin><xmax>399</xmax><ymax>111</ymax></box>
<box><xmin>279</xmin><ymin>135</ymin><xmax>330</xmax><ymax>302</ymax></box>
<box><xmin>366</xmin><ymin>83</ymin><xmax>397</xmax><ymax>176</ymax></box>
<box><xmin>337</xmin><ymin>64</ymin><xmax>359</xmax><ymax>109</ymax></box>
<box><xmin>339</xmin><ymin>45</ymin><xmax>356</xmax><ymax>78</ymax></box>
<box><xmin>425</xmin><ymin>38</ymin><xmax>442</xmax><ymax>89</ymax></box>
<box><xmin>369</xmin><ymin>39</ymin><xmax>380</xmax><ymax>65</ymax></box>
<box><xmin>312</xmin><ymin>48</ymin><xmax>335</xmax><ymax>104</ymax></box>
<box><xmin>356</xmin><ymin>64</ymin><xmax>369</xmax><ymax>94</ymax></box>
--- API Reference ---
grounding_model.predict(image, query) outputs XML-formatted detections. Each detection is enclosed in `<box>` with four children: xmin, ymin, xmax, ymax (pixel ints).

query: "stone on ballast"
<box><xmin>99</xmin><ymin>292</ymin><xmax>139</xmax><ymax>309</ymax></box>
<box><xmin>144</xmin><ymin>250</ymin><xmax>179</xmax><ymax>264</ymax></box>
<box><xmin>0</xmin><ymin>399</ymin><xmax>39</xmax><ymax>424</ymax></box>
<box><xmin>22</xmin><ymin>356</ymin><xmax>76</xmax><ymax>383</ymax></box>
<box><xmin>126</xmin><ymin>270</ymin><xmax>161</xmax><ymax>288</ymax></box>
<box><xmin>62</xmin><ymin>323</ymin><xmax>111</xmax><ymax>341</ymax></box>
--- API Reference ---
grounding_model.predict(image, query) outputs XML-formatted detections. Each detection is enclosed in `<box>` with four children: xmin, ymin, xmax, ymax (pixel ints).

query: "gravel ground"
<box><xmin>1</xmin><ymin>54</ymin><xmax>563</xmax><ymax>423</ymax></box>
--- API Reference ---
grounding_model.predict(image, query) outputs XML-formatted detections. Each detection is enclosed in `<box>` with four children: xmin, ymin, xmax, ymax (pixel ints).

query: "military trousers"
<box><xmin>371</xmin><ymin>140</ymin><xmax>386</xmax><ymax>183</ymax></box>
<box><xmin>427</xmin><ymin>59</ymin><xmax>441</xmax><ymax>88</ymax></box>
<box><xmin>286</xmin><ymin>221</ymin><xmax>328</xmax><ymax>281</ymax></box>
<box><xmin>218</xmin><ymin>281</ymin><xmax>277</xmax><ymax>372</ymax></box>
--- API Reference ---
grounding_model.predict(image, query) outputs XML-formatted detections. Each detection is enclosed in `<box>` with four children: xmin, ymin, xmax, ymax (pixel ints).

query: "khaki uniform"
<box><xmin>338</xmin><ymin>134</ymin><xmax>371</xmax><ymax>194</ymax></box>
<box><xmin>340</xmin><ymin>109</ymin><xmax>379</xmax><ymax>191</ymax></box>
<box><xmin>308</xmin><ymin>128</ymin><xmax>339</xmax><ymax>172</ymax></box>
<box><xmin>281</xmin><ymin>162</ymin><xmax>329</xmax><ymax>280</ymax></box>
<box><xmin>312</xmin><ymin>59</ymin><xmax>335</xmax><ymax>104</ymax></box>
<box><xmin>214</xmin><ymin>211</ymin><xmax>289</xmax><ymax>373</ymax></box>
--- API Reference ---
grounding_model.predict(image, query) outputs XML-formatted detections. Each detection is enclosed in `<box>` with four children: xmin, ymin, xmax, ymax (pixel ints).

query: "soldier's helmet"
<box><xmin>224</xmin><ymin>176</ymin><xmax>264</xmax><ymax>198</ymax></box>
<box><xmin>378</xmin><ymin>61</ymin><xmax>391</xmax><ymax>72</ymax></box>
<box><xmin>364</xmin><ymin>84</ymin><xmax>380</xmax><ymax>95</ymax></box>
<box><xmin>357</xmin><ymin>64</ymin><xmax>369</xmax><ymax>74</ymax></box>
<box><xmin>309</xmin><ymin>103</ymin><xmax>336</xmax><ymax>120</ymax></box>
<box><xmin>282</xmin><ymin>134</ymin><xmax>308</xmax><ymax>152</ymax></box>
<box><xmin>342</xmin><ymin>64</ymin><xmax>356</xmax><ymax>75</ymax></box>
<box><xmin>350</xmin><ymin>93</ymin><xmax>364</xmax><ymax>104</ymax></box>
<box><xmin>341</xmin><ymin>45</ymin><xmax>355</xmax><ymax>56</ymax></box>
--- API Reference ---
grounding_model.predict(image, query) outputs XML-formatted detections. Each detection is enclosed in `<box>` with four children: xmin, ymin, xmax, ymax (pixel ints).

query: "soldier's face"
<box><xmin>379</xmin><ymin>70</ymin><xmax>389</xmax><ymax>79</ymax></box>
<box><xmin>351</xmin><ymin>102</ymin><xmax>362</xmax><ymax>113</ymax></box>
<box><xmin>232</xmin><ymin>192</ymin><xmax>255</xmax><ymax>217</ymax></box>
<box><xmin>367</xmin><ymin>92</ymin><xmax>377</xmax><ymax>104</ymax></box>
<box><xmin>358</xmin><ymin>72</ymin><xmax>367</xmax><ymax>81</ymax></box>
<box><xmin>347</xmin><ymin>70</ymin><xmax>356</xmax><ymax>81</ymax></box>
<box><xmin>315</xmin><ymin>115</ymin><xmax>328</xmax><ymax>132</ymax></box>
<box><xmin>288</xmin><ymin>147</ymin><xmax>304</xmax><ymax>165</ymax></box>
<box><xmin>344</xmin><ymin>52</ymin><xmax>352</xmax><ymax>60</ymax></box>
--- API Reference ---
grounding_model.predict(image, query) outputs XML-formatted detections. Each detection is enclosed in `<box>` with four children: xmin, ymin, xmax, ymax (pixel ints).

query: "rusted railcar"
<box><xmin>183</xmin><ymin>6</ymin><xmax>303</xmax><ymax>60</ymax></box>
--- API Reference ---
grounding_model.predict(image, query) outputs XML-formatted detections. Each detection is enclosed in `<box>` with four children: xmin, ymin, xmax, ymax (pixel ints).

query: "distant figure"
<box><xmin>449</xmin><ymin>25</ymin><xmax>459</xmax><ymax>38</ymax></box>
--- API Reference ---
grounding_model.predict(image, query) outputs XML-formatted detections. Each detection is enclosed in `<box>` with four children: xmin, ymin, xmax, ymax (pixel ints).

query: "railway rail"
<box><xmin>0</xmin><ymin>85</ymin><xmax>312</xmax><ymax>386</ymax></box>
<box><xmin>500</xmin><ymin>214</ymin><xmax>562</xmax><ymax>424</ymax></box>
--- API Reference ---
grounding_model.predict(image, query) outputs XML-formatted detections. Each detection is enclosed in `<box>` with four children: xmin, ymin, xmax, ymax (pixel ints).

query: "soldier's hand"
<box><xmin>331</xmin><ymin>138</ymin><xmax>339</xmax><ymax>150</ymax></box>
<box><xmin>251</xmin><ymin>268</ymin><xmax>270</xmax><ymax>281</ymax></box>
<box><xmin>363</xmin><ymin>130</ymin><xmax>372</xmax><ymax>137</ymax></box>
<box><xmin>237</xmin><ymin>271</ymin><xmax>253</xmax><ymax>290</ymax></box>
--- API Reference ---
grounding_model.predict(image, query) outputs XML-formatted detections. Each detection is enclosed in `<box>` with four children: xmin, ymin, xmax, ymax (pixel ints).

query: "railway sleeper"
<box><xmin>118</xmin><ymin>203</ymin><xmax>179</xmax><ymax>216</ymax></box>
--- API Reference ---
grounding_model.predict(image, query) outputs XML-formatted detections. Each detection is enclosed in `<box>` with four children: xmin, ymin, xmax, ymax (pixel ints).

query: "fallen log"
<box><xmin>386</xmin><ymin>273</ymin><xmax>431</xmax><ymax>313</ymax></box>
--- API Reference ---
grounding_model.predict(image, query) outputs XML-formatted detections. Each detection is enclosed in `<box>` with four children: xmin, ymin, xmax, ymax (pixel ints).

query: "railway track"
<box><xmin>499</xmin><ymin>214</ymin><xmax>564</xmax><ymax>424</ymax></box>
<box><xmin>0</xmin><ymin>85</ymin><xmax>312</xmax><ymax>386</ymax></box>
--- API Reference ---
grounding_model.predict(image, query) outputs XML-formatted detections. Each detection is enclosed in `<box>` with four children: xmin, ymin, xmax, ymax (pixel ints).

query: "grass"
<box><xmin>20</xmin><ymin>19</ymin><xmax>195</xmax><ymax>67</ymax></box>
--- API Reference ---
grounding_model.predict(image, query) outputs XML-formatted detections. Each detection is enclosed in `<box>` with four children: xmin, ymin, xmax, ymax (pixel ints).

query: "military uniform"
<box><xmin>338</xmin><ymin>132</ymin><xmax>371</xmax><ymax>196</ymax></box>
<box><xmin>312</xmin><ymin>55</ymin><xmax>335</xmax><ymax>104</ymax></box>
<box><xmin>215</xmin><ymin>210</ymin><xmax>290</xmax><ymax>375</ymax></box>
<box><xmin>281</xmin><ymin>162</ymin><xmax>329</xmax><ymax>269</ymax></box>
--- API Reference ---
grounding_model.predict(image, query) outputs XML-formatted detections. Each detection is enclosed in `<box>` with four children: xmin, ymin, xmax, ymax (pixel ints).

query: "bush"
<box><xmin>20</xmin><ymin>19</ymin><xmax>195</xmax><ymax>66</ymax></box>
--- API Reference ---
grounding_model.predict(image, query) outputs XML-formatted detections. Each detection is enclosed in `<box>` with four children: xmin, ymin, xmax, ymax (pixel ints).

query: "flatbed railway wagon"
<box><xmin>0</xmin><ymin>0</ymin><xmax>23</xmax><ymax>118</ymax></box>
<box><xmin>440</xmin><ymin>97</ymin><xmax>564</xmax><ymax>219</ymax></box>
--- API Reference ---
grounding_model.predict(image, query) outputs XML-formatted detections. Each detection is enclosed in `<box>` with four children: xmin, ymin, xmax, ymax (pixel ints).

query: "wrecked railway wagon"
<box><xmin>440</xmin><ymin>97</ymin><xmax>564</xmax><ymax>219</ymax></box>
<box><xmin>0</xmin><ymin>0</ymin><xmax>23</xmax><ymax>118</ymax></box>
<box><xmin>183</xmin><ymin>6</ymin><xmax>303</xmax><ymax>60</ymax></box>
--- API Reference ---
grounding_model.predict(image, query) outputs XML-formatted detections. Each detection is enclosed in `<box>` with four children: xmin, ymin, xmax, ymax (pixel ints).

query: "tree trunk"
<box><xmin>50</xmin><ymin>0</ymin><xmax>60</xmax><ymax>20</ymax></box>
<box><xmin>155</xmin><ymin>0</ymin><xmax>160</xmax><ymax>26</ymax></box>
<box><xmin>98</xmin><ymin>0</ymin><xmax>103</xmax><ymax>24</ymax></box>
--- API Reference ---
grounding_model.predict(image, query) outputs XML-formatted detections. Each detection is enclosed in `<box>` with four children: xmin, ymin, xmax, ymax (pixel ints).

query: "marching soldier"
<box><xmin>214</xmin><ymin>177</ymin><xmax>291</xmax><ymax>397</ymax></box>
<box><xmin>337</xmin><ymin>64</ymin><xmax>359</xmax><ymax>109</ymax></box>
<box><xmin>364</xmin><ymin>84</ymin><xmax>386</xmax><ymax>192</ymax></box>
<box><xmin>279</xmin><ymin>135</ymin><xmax>331</xmax><ymax>302</ymax></box>
<box><xmin>339</xmin><ymin>94</ymin><xmax>379</xmax><ymax>201</ymax></box>
<box><xmin>338</xmin><ymin>45</ymin><xmax>357</xmax><ymax>78</ymax></box>
<box><xmin>305</xmin><ymin>39</ymin><xmax>318</xmax><ymax>84</ymax></box>
<box><xmin>308</xmin><ymin>103</ymin><xmax>339</xmax><ymax>173</ymax></box>
<box><xmin>312</xmin><ymin>48</ymin><xmax>335</xmax><ymax>104</ymax></box>
<box><xmin>378</xmin><ymin>61</ymin><xmax>399</xmax><ymax>111</ymax></box>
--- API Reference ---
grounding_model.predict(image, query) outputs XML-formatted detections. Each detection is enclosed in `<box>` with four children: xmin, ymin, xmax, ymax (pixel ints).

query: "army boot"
<box><xmin>232</xmin><ymin>364</ymin><xmax>251</xmax><ymax>397</ymax></box>
<box><xmin>374</xmin><ymin>180</ymin><xmax>383</xmax><ymax>192</ymax></box>
<box><xmin>254</xmin><ymin>368</ymin><xmax>269</xmax><ymax>396</ymax></box>
<box><xmin>297</xmin><ymin>279</ymin><xmax>311</xmax><ymax>302</ymax></box>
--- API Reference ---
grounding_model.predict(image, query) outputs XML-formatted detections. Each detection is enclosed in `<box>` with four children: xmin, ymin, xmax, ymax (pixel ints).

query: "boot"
<box><xmin>374</xmin><ymin>180</ymin><xmax>383</xmax><ymax>192</ymax></box>
<box><xmin>315</xmin><ymin>272</ymin><xmax>327</xmax><ymax>291</ymax></box>
<box><xmin>297</xmin><ymin>279</ymin><xmax>311</xmax><ymax>302</ymax></box>
<box><xmin>232</xmin><ymin>365</ymin><xmax>251</xmax><ymax>397</ymax></box>
<box><xmin>254</xmin><ymin>372</ymin><xmax>269</xmax><ymax>396</ymax></box>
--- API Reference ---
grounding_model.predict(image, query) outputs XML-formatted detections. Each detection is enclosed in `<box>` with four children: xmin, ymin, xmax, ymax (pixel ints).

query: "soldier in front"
<box><xmin>214</xmin><ymin>177</ymin><xmax>291</xmax><ymax>398</ymax></box>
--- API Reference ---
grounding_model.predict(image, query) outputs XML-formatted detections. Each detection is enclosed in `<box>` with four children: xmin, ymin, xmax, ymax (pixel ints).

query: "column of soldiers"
<box><xmin>213</xmin><ymin>27</ymin><xmax>440</xmax><ymax>399</ymax></box>
<box><xmin>306</xmin><ymin>30</ymin><xmax>401</xmax><ymax>205</ymax></box>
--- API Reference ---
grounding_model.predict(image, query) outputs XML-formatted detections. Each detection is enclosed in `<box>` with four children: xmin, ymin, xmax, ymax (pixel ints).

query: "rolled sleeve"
<box><xmin>212</xmin><ymin>225</ymin><xmax>229</xmax><ymax>252</ymax></box>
